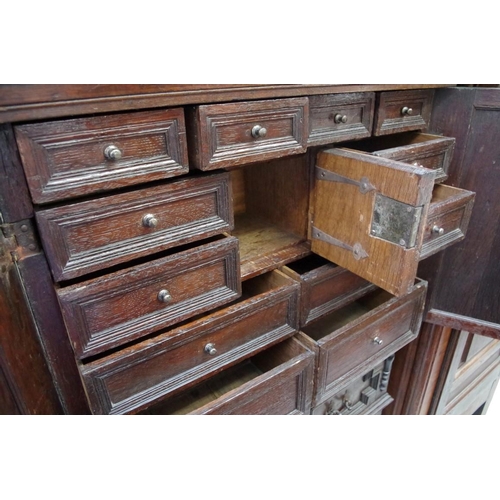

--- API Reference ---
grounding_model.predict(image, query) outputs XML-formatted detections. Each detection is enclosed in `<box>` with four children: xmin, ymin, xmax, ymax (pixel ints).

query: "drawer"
<box><xmin>351</xmin><ymin>132</ymin><xmax>455</xmax><ymax>183</ymax></box>
<box><xmin>420</xmin><ymin>184</ymin><xmax>475</xmax><ymax>260</ymax></box>
<box><xmin>57</xmin><ymin>236</ymin><xmax>241</xmax><ymax>359</ymax></box>
<box><xmin>374</xmin><ymin>89</ymin><xmax>434</xmax><ymax>136</ymax></box>
<box><xmin>141</xmin><ymin>336</ymin><xmax>315</xmax><ymax>415</ymax></box>
<box><xmin>186</xmin><ymin>97</ymin><xmax>309</xmax><ymax>170</ymax></box>
<box><xmin>80</xmin><ymin>270</ymin><xmax>300</xmax><ymax>414</ymax></box>
<box><xmin>36</xmin><ymin>172</ymin><xmax>233</xmax><ymax>281</ymax></box>
<box><xmin>14</xmin><ymin>108</ymin><xmax>188</xmax><ymax>204</ymax></box>
<box><xmin>311</xmin><ymin>356</ymin><xmax>395</xmax><ymax>415</ymax></box>
<box><xmin>308</xmin><ymin>92</ymin><xmax>375</xmax><ymax>146</ymax></box>
<box><xmin>311</xmin><ymin>147</ymin><xmax>475</xmax><ymax>296</ymax></box>
<box><xmin>299</xmin><ymin>280</ymin><xmax>426</xmax><ymax>405</ymax></box>
<box><xmin>281</xmin><ymin>254</ymin><xmax>376</xmax><ymax>327</ymax></box>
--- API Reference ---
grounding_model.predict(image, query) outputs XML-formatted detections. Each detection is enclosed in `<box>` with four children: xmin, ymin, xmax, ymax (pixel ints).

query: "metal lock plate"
<box><xmin>370</xmin><ymin>194</ymin><xmax>423</xmax><ymax>249</ymax></box>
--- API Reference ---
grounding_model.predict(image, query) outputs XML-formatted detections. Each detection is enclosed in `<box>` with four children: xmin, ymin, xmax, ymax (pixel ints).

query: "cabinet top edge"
<box><xmin>0</xmin><ymin>84</ymin><xmax>452</xmax><ymax>124</ymax></box>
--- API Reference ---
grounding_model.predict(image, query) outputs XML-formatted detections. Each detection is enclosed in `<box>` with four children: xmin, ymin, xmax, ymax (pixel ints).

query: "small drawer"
<box><xmin>80</xmin><ymin>270</ymin><xmax>300</xmax><ymax>414</ymax></box>
<box><xmin>187</xmin><ymin>98</ymin><xmax>309</xmax><ymax>170</ymax></box>
<box><xmin>36</xmin><ymin>172</ymin><xmax>233</xmax><ymax>281</ymax></box>
<box><xmin>14</xmin><ymin>108</ymin><xmax>188</xmax><ymax>204</ymax></box>
<box><xmin>57</xmin><ymin>236</ymin><xmax>241</xmax><ymax>359</ymax></box>
<box><xmin>352</xmin><ymin>132</ymin><xmax>455</xmax><ymax>183</ymax></box>
<box><xmin>298</xmin><ymin>280</ymin><xmax>426</xmax><ymax>405</ymax></box>
<box><xmin>420</xmin><ymin>184</ymin><xmax>475</xmax><ymax>260</ymax></box>
<box><xmin>141</xmin><ymin>336</ymin><xmax>315</xmax><ymax>415</ymax></box>
<box><xmin>281</xmin><ymin>254</ymin><xmax>376</xmax><ymax>327</ymax></box>
<box><xmin>308</xmin><ymin>92</ymin><xmax>375</xmax><ymax>146</ymax></box>
<box><xmin>311</xmin><ymin>356</ymin><xmax>395</xmax><ymax>415</ymax></box>
<box><xmin>374</xmin><ymin>89</ymin><xmax>434</xmax><ymax>136</ymax></box>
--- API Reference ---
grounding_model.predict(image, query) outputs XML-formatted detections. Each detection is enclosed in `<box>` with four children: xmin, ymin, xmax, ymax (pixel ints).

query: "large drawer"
<box><xmin>141</xmin><ymin>336</ymin><xmax>315</xmax><ymax>415</ymax></box>
<box><xmin>186</xmin><ymin>98</ymin><xmax>309</xmax><ymax>170</ymax></box>
<box><xmin>36</xmin><ymin>172</ymin><xmax>233</xmax><ymax>281</ymax></box>
<box><xmin>299</xmin><ymin>280</ymin><xmax>426</xmax><ymax>405</ymax></box>
<box><xmin>80</xmin><ymin>270</ymin><xmax>300</xmax><ymax>414</ymax></box>
<box><xmin>308</xmin><ymin>92</ymin><xmax>375</xmax><ymax>146</ymax></box>
<box><xmin>280</xmin><ymin>254</ymin><xmax>375</xmax><ymax>327</ymax></box>
<box><xmin>14</xmin><ymin>108</ymin><xmax>188</xmax><ymax>204</ymax></box>
<box><xmin>374</xmin><ymin>89</ymin><xmax>434</xmax><ymax>136</ymax></box>
<box><xmin>57</xmin><ymin>236</ymin><xmax>241</xmax><ymax>359</ymax></box>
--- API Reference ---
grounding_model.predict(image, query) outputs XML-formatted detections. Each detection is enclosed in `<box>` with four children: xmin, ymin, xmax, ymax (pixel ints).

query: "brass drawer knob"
<box><xmin>334</xmin><ymin>113</ymin><xmax>348</xmax><ymax>124</ymax></box>
<box><xmin>432</xmin><ymin>225</ymin><xmax>445</xmax><ymax>236</ymax></box>
<box><xmin>157</xmin><ymin>289</ymin><xmax>172</xmax><ymax>303</ymax></box>
<box><xmin>204</xmin><ymin>343</ymin><xmax>217</xmax><ymax>355</ymax></box>
<box><xmin>251</xmin><ymin>125</ymin><xmax>267</xmax><ymax>138</ymax></box>
<box><xmin>372</xmin><ymin>336</ymin><xmax>383</xmax><ymax>345</ymax></box>
<box><xmin>142</xmin><ymin>214</ymin><xmax>158</xmax><ymax>228</ymax></box>
<box><xmin>104</xmin><ymin>144</ymin><xmax>123</xmax><ymax>160</ymax></box>
<box><xmin>401</xmin><ymin>107</ymin><xmax>413</xmax><ymax>116</ymax></box>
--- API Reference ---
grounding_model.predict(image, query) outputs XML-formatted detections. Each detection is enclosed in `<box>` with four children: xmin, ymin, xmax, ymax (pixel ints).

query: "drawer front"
<box><xmin>302</xmin><ymin>281</ymin><xmax>426</xmax><ymax>404</ymax></box>
<box><xmin>308</xmin><ymin>92</ymin><xmax>374</xmax><ymax>146</ymax></box>
<box><xmin>370</xmin><ymin>133</ymin><xmax>455</xmax><ymax>183</ymax></box>
<box><xmin>139</xmin><ymin>336</ymin><xmax>314</xmax><ymax>415</ymax></box>
<box><xmin>57</xmin><ymin>236</ymin><xmax>241</xmax><ymax>359</ymax></box>
<box><xmin>80</xmin><ymin>271</ymin><xmax>300</xmax><ymax>414</ymax></box>
<box><xmin>282</xmin><ymin>258</ymin><xmax>376</xmax><ymax>327</ymax></box>
<box><xmin>420</xmin><ymin>184</ymin><xmax>475</xmax><ymax>260</ymax></box>
<box><xmin>374</xmin><ymin>90</ymin><xmax>434</xmax><ymax>136</ymax></box>
<box><xmin>188</xmin><ymin>98</ymin><xmax>309</xmax><ymax>170</ymax></box>
<box><xmin>36</xmin><ymin>173</ymin><xmax>233</xmax><ymax>281</ymax></box>
<box><xmin>15</xmin><ymin>108</ymin><xmax>188</xmax><ymax>204</ymax></box>
<box><xmin>311</xmin><ymin>357</ymin><xmax>395</xmax><ymax>415</ymax></box>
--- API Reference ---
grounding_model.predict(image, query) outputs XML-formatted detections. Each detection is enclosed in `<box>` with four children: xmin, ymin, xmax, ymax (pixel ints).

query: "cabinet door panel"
<box><xmin>311</xmin><ymin>148</ymin><xmax>435</xmax><ymax>296</ymax></box>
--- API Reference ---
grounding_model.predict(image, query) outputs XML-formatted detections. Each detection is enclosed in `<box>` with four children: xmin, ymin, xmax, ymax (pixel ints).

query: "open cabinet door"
<box><xmin>311</xmin><ymin>148</ymin><xmax>435</xmax><ymax>297</ymax></box>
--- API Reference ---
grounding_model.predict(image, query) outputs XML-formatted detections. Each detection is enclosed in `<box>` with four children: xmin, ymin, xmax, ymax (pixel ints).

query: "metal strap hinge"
<box><xmin>316</xmin><ymin>165</ymin><xmax>375</xmax><ymax>194</ymax></box>
<box><xmin>311</xmin><ymin>226</ymin><xmax>368</xmax><ymax>260</ymax></box>
<box><xmin>0</xmin><ymin>218</ymin><xmax>40</xmax><ymax>261</ymax></box>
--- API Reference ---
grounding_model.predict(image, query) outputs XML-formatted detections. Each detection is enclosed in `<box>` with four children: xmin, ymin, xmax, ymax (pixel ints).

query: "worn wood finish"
<box><xmin>13</xmin><ymin>252</ymin><xmax>91</xmax><ymax>413</ymax></box>
<box><xmin>0</xmin><ymin>251</ymin><xmax>63</xmax><ymax>414</ymax></box>
<box><xmin>374</xmin><ymin>89</ymin><xmax>434</xmax><ymax>136</ymax></box>
<box><xmin>36</xmin><ymin>172</ymin><xmax>233</xmax><ymax>281</ymax></box>
<box><xmin>0</xmin><ymin>85</ymin><xmax>451</xmax><ymax>124</ymax></box>
<box><xmin>299</xmin><ymin>280</ymin><xmax>427</xmax><ymax>405</ymax></box>
<box><xmin>57</xmin><ymin>236</ymin><xmax>241</xmax><ymax>359</ymax></box>
<box><xmin>0</xmin><ymin>124</ymin><xmax>33</xmax><ymax>222</ymax></box>
<box><xmin>281</xmin><ymin>254</ymin><xmax>376</xmax><ymax>327</ymax></box>
<box><xmin>186</xmin><ymin>98</ymin><xmax>309</xmax><ymax>170</ymax></box>
<box><xmin>81</xmin><ymin>270</ymin><xmax>299</xmax><ymax>414</ymax></box>
<box><xmin>308</xmin><ymin>92</ymin><xmax>375</xmax><ymax>146</ymax></box>
<box><xmin>426</xmin><ymin>310</ymin><xmax>500</xmax><ymax>340</ymax></box>
<box><xmin>426</xmin><ymin>88</ymin><xmax>500</xmax><ymax>326</ymax></box>
<box><xmin>311</xmin><ymin>147</ymin><xmax>435</xmax><ymax>296</ymax></box>
<box><xmin>311</xmin><ymin>358</ymin><xmax>394</xmax><ymax>415</ymax></box>
<box><xmin>351</xmin><ymin>132</ymin><xmax>455</xmax><ymax>183</ymax></box>
<box><xmin>14</xmin><ymin>108</ymin><xmax>188</xmax><ymax>204</ymax></box>
<box><xmin>143</xmin><ymin>336</ymin><xmax>314</xmax><ymax>415</ymax></box>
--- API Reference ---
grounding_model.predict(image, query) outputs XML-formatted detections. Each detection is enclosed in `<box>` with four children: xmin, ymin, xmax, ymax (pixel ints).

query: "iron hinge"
<box><xmin>0</xmin><ymin>218</ymin><xmax>40</xmax><ymax>261</ymax></box>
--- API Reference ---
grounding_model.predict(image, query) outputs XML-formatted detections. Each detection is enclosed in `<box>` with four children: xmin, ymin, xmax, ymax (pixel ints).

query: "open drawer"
<box><xmin>298</xmin><ymin>280</ymin><xmax>427</xmax><ymax>406</ymax></box>
<box><xmin>140</xmin><ymin>336</ymin><xmax>315</xmax><ymax>415</ymax></box>
<box><xmin>80</xmin><ymin>270</ymin><xmax>299</xmax><ymax>414</ymax></box>
<box><xmin>311</xmin><ymin>144</ymin><xmax>475</xmax><ymax>296</ymax></box>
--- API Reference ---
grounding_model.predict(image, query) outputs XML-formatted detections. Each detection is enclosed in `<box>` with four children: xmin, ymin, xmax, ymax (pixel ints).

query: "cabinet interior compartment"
<box><xmin>302</xmin><ymin>288</ymin><xmax>393</xmax><ymax>341</ymax></box>
<box><xmin>229</xmin><ymin>154</ymin><xmax>311</xmax><ymax>280</ymax></box>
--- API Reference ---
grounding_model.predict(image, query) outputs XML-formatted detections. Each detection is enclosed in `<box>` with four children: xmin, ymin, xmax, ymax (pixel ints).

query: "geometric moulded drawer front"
<box><xmin>36</xmin><ymin>172</ymin><xmax>234</xmax><ymax>281</ymax></box>
<box><xmin>57</xmin><ymin>236</ymin><xmax>241</xmax><ymax>359</ymax></box>
<box><xmin>299</xmin><ymin>279</ymin><xmax>427</xmax><ymax>406</ymax></box>
<box><xmin>14</xmin><ymin>108</ymin><xmax>189</xmax><ymax>204</ymax></box>
<box><xmin>79</xmin><ymin>270</ymin><xmax>300</xmax><ymax>415</ymax></box>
